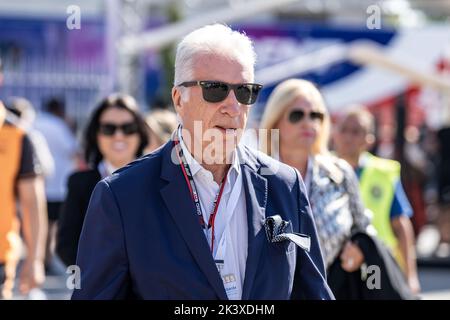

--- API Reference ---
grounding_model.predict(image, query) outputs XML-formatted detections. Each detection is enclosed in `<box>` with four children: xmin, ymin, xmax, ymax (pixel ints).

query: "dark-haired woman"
<box><xmin>56</xmin><ymin>94</ymin><xmax>149</xmax><ymax>267</ymax></box>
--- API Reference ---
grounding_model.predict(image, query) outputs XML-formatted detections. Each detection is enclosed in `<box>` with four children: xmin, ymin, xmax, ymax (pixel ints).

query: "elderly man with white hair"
<box><xmin>72</xmin><ymin>24</ymin><xmax>333</xmax><ymax>300</ymax></box>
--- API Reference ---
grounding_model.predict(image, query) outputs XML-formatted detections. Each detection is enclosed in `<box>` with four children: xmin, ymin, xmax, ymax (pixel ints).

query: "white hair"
<box><xmin>174</xmin><ymin>24</ymin><xmax>257</xmax><ymax>86</ymax></box>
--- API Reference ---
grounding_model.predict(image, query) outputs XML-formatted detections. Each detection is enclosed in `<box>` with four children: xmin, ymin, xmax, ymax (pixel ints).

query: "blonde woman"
<box><xmin>144</xmin><ymin>108</ymin><xmax>178</xmax><ymax>153</ymax></box>
<box><xmin>259</xmin><ymin>79</ymin><xmax>414</xmax><ymax>299</ymax></box>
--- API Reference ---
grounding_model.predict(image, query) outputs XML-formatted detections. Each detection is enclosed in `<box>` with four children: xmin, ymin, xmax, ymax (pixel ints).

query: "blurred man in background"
<box><xmin>5</xmin><ymin>97</ymin><xmax>54</xmax><ymax>179</ymax></box>
<box><xmin>34</xmin><ymin>98</ymin><xmax>78</xmax><ymax>273</ymax></box>
<box><xmin>0</xmin><ymin>59</ymin><xmax>48</xmax><ymax>299</ymax></box>
<box><xmin>334</xmin><ymin>106</ymin><xmax>420</xmax><ymax>294</ymax></box>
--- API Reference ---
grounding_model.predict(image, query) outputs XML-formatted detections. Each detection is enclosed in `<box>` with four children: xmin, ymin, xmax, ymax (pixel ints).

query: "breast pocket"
<box><xmin>286</xmin><ymin>241</ymin><xmax>296</xmax><ymax>254</ymax></box>
<box><xmin>280</xmin><ymin>220</ymin><xmax>296</xmax><ymax>254</ymax></box>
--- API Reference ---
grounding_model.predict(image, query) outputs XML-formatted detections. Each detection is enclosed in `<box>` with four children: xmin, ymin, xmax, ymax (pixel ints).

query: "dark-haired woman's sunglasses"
<box><xmin>288</xmin><ymin>110</ymin><xmax>325</xmax><ymax>124</ymax></box>
<box><xmin>178</xmin><ymin>80</ymin><xmax>263</xmax><ymax>105</ymax></box>
<box><xmin>99</xmin><ymin>122</ymin><xmax>139</xmax><ymax>136</ymax></box>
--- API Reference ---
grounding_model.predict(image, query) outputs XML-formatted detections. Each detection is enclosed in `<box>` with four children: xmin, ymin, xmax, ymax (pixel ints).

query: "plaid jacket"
<box><xmin>307</xmin><ymin>154</ymin><xmax>371</xmax><ymax>267</ymax></box>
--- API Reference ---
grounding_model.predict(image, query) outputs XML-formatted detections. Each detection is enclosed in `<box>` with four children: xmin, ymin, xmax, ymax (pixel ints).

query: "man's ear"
<box><xmin>172</xmin><ymin>86</ymin><xmax>182</xmax><ymax>113</ymax></box>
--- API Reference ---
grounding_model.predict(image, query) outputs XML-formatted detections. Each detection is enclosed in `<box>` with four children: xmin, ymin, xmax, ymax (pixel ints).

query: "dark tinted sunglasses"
<box><xmin>288</xmin><ymin>110</ymin><xmax>325</xmax><ymax>124</ymax></box>
<box><xmin>99</xmin><ymin>122</ymin><xmax>139</xmax><ymax>136</ymax></box>
<box><xmin>178</xmin><ymin>80</ymin><xmax>263</xmax><ymax>105</ymax></box>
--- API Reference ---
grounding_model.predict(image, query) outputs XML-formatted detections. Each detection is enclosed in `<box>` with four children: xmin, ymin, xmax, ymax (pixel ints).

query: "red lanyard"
<box><xmin>174</xmin><ymin>137</ymin><xmax>227</xmax><ymax>253</ymax></box>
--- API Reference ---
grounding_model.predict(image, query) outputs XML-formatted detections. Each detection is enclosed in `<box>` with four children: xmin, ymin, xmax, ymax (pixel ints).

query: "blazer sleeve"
<box><xmin>56</xmin><ymin>173</ymin><xmax>85</xmax><ymax>267</ymax></box>
<box><xmin>71</xmin><ymin>180</ymin><xmax>131</xmax><ymax>300</ymax></box>
<box><xmin>290</xmin><ymin>169</ymin><xmax>335</xmax><ymax>300</ymax></box>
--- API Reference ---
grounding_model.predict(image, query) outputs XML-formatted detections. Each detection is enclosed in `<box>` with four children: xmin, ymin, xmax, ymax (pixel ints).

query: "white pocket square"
<box><xmin>264</xmin><ymin>215</ymin><xmax>311</xmax><ymax>252</ymax></box>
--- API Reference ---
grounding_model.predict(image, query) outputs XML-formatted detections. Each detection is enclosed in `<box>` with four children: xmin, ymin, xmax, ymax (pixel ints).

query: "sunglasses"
<box><xmin>288</xmin><ymin>110</ymin><xmax>325</xmax><ymax>124</ymax></box>
<box><xmin>178</xmin><ymin>80</ymin><xmax>263</xmax><ymax>105</ymax></box>
<box><xmin>99</xmin><ymin>122</ymin><xmax>139</xmax><ymax>136</ymax></box>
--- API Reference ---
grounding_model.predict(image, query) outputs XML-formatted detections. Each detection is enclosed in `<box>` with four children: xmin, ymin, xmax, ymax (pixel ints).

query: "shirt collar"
<box><xmin>178</xmin><ymin>130</ymin><xmax>202</xmax><ymax>176</ymax></box>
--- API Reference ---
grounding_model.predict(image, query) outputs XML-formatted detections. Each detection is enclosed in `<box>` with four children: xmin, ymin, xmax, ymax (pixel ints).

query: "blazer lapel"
<box><xmin>159</xmin><ymin>142</ymin><xmax>227</xmax><ymax>300</ymax></box>
<box><xmin>240</xmin><ymin>147</ymin><xmax>268</xmax><ymax>300</ymax></box>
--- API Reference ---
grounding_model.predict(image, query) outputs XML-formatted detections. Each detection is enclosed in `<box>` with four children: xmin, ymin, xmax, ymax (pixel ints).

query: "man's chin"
<box><xmin>202</xmin><ymin>154</ymin><xmax>234</xmax><ymax>166</ymax></box>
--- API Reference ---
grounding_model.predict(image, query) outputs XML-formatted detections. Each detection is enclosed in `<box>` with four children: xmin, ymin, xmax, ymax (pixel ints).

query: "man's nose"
<box><xmin>220</xmin><ymin>89</ymin><xmax>241</xmax><ymax>117</ymax></box>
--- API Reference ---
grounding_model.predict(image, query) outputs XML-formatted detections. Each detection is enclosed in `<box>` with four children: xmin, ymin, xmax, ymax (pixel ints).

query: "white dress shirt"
<box><xmin>179</xmin><ymin>133</ymin><xmax>248</xmax><ymax>300</ymax></box>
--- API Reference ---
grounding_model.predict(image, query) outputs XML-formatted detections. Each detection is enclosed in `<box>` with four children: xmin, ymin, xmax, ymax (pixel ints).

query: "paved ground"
<box><xmin>9</xmin><ymin>265</ymin><xmax>450</xmax><ymax>300</ymax></box>
<box><xmin>418</xmin><ymin>267</ymin><xmax>450</xmax><ymax>300</ymax></box>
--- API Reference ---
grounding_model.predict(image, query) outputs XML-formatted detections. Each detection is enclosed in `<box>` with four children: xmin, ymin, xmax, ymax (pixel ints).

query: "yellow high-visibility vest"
<box><xmin>359</xmin><ymin>153</ymin><xmax>405</xmax><ymax>268</ymax></box>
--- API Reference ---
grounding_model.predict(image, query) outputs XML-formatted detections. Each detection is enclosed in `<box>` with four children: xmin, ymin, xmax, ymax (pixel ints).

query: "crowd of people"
<box><xmin>0</xmin><ymin>23</ymin><xmax>441</xmax><ymax>300</ymax></box>
<box><xmin>0</xmin><ymin>74</ymin><xmax>177</xmax><ymax>298</ymax></box>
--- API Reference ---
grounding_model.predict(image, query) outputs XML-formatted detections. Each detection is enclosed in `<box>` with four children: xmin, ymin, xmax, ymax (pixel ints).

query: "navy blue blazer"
<box><xmin>72</xmin><ymin>141</ymin><xmax>334</xmax><ymax>300</ymax></box>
